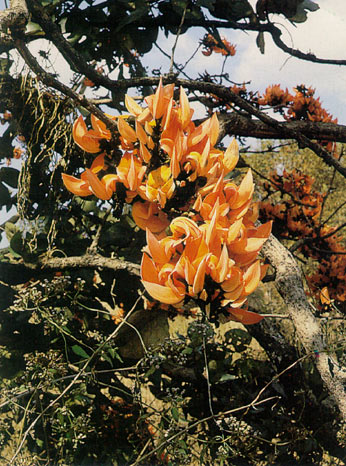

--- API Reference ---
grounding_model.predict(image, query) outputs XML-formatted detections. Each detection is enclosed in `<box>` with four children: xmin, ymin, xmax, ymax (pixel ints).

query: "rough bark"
<box><xmin>0</xmin><ymin>0</ymin><xmax>28</xmax><ymax>30</ymax></box>
<box><xmin>262</xmin><ymin>234</ymin><xmax>346</xmax><ymax>421</ymax></box>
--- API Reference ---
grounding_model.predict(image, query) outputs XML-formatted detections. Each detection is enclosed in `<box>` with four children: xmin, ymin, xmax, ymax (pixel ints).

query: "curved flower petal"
<box><xmin>141</xmin><ymin>252</ymin><xmax>159</xmax><ymax>283</ymax></box>
<box><xmin>228</xmin><ymin>308</ymin><xmax>264</xmax><ymax>325</ymax></box>
<box><xmin>118</xmin><ymin>117</ymin><xmax>137</xmax><ymax>143</ymax></box>
<box><xmin>178</xmin><ymin>86</ymin><xmax>193</xmax><ymax>129</ymax></box>
<box><xmin>73</xmin><ymin>115</ymin><xmax>101</xmax><ymax>153</ymax></box>
<box><xmin>125</xmin><ymin>94</ymin><xmax>143</xmax><ymax>117</ymax></box>
<box><xmin>146</xmin><ymin>228</ymin><xmax>170</xmax><ymax>264</ymax></box>
<box><xmin>85</xmin><ymin>168</ymin><xmax>112</xmax><ymax>200</ymax></box>
<box><xmin>209</xmin><ymin>113</ymin><xmax>219</xmax><ymax>147</ymax></box>
<box><xmin>151</xmin><ymin>77</ymin><xmax>165</xmax><ymax>120</ymax></box>
<box><xmin>243</xmin><ymin>260</ymin><xmax>261</xmax><ymax>295</ymax></box>
<box><xmin>62</xmin><ymin>173</ymin><xmax>91</xmax><ymax>197</ymax></box>
<box><xmin>230</xmin><ymin>169</ymin><xmax>254</xmax><ymax>209</ymax></box>
<box><xmin>223</xmin><ymin>139</ymin><xmax>239</xmax><ymax>174</ymax></box>
<box><xmin>132</xmin><ymin>201</ymin><xmax>170</xmax><ymax>233</ymax></box>
<box><xmin>90</xmin><ymin>153</ymin><xmax>106</xmax><ymax>173</ymax></box>
<box><xmin>142</xmin><ymin>280</ymin><xmax>184</xmax><ymax>305</ymax></box>
<box><xmin>170</xmin><ymin>217</ymin><xmax>201</xmax><ymax>240</ymax></box>
<box><xmin>192</xmin><ymin>255</ymin><xmax>208</xmax><ymax>295</ymax></box>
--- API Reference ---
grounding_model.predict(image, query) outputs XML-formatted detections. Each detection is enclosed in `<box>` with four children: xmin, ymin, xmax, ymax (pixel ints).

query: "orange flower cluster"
<box><xmin>62</xmin><ymin>79</ymin><xmax>243</xmax><ymax>232</ymax></box>
<box><xmin>142</xmin><ymin>175</ymin><xmax>271</xmax><ymax>323</ymax></box>
<box><xmin>210</xmin><ymin>83</ymin><xmax>338</xmax><ymax>155</ymax></box>
<box><xmin>62</xmin><ymin>80</ymin><xmax>271</xmax><ymax>323</ymax></box>
<box><xmin>201</xmin><ymin>34</ymin><xmax>236</xmax><ymax>57</ymax></box>
<box><xmin>258</xmin><ymin>84</ymin><xmax>292</xmax><ymax>108</ymax></box>
<box><xmin>261</xmin><ymin>169</ymin><xmax>324</xmax><ymax>238</ymax></box>
<box><xmin>260</xmin><ymin>169</ymin><xmax>346</xmax><ymax>304</ymax></box>
<box><xmin>285</xmin><ymin>85</ymin><xmax>337</xmax><ymax>124</ymax></box>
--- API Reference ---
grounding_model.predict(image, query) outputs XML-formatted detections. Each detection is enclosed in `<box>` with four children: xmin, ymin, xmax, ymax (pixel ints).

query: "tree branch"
<box><xmin>267</xmin><ymin>23</ymin><xmax>346</xmax><ymax>66</ymax></box>
<box><xmin>25</xmin><ymin>0</ymin><xmax>125</xmax><ymax>88</ymax></box>
<box><xmin>36</xmin><ymin>254</ymin><xmax>140</xmax><ymax>276</ymax></box>
<box><xmin>0</xmin><ymin>0</ymin><xmax>28</xmax><ymax>31</ymax></box>
<box><xmin>216</xmin><ymin>112</ymin><xmax>346</xmax><ymax>143</ymax></box>
<box><xmin>261</xmin><ymin>233</ymin><xmax>346</xmax><ymax>421</ymax></box>
<box><xmin>14</xmin><ymin>39</ymin><xmax>118</xmax><ymax>133</ymax></box>
<box><xmin>8</xmin><ymin>7</ymin><xmax>346</xmax><ymax>177</ymax></box>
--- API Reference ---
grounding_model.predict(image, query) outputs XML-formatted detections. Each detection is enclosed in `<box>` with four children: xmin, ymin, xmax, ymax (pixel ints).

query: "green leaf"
<box><xmin>114</xmin><ymin>7</ymin><xmax>149</xmax><ymax>33</ymax></box>
<box><xmin>225</xmin><ymin>328</ymin><xmax>252</xmax><ymax>352</ymax></box>
<box><xmin>256</xmin><ymin>31</ymin><xmax>265</xmax><ymax>54</ymax></box>
<box><xmin>4</xmin><ymin>222</ymin><xmax>18</xmax><ymax>242</ymax></box>
<box><xmin>71</xmin><ymin>345</ymin><xmax>89</xmax><ymax>359</ymax></box>
<box><xmin>301</xmin><ymin>0</ymin><xmax>319</xmax><ymax>12</ymax></box>
<box><xmin>219</xmin><ymin>373</ymin><xmax>237</xmax><ymax>382</ymax></box>
<box><xmin>9</xmin><ymin>231</ymin><xmax>25</xmax><ymax>256</ymax></box>
<box><xmin>0</xmin><ymin>183</ymin><xmax>11</xmax><ymax>206</ymax></box>
<box><xmin>171</xmin><ymin>406</ymin><xmax>179</xmax><ymax>422</ymax></box>
<box><xmin>0</xmin><ymin>167</ymin><xmax>19</xmax><ymax>188</ymax></box>
<box><xmin>102</xmin><ymin>352</ymin><xmax>113</xmax><ymax>366</ymax></box>
<box><xmin>289</xmin><ymin>1</ymin><xmax>318</xmax><ymax>23</ymax></box>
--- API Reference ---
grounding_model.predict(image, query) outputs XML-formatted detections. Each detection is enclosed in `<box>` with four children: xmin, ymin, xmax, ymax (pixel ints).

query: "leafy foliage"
<box><xmin>0</xmin><ymin>0</ymin><xmax>345</xmax><ymax>464</ymax></box>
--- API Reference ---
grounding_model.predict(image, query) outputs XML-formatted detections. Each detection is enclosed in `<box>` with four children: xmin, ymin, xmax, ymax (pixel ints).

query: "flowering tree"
<box><xmin>0</xmin><ymin>1</ymin><xmax>346</xmax><ymax>464</ymax></box>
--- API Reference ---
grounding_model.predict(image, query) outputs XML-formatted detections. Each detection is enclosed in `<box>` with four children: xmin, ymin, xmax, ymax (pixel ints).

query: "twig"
<box><xmin>14</xmin><ymin>39</ymin><xmax>118</xmax><ymax>133</ymax></box>
<box><xmin>169</xmin><ymin>4</ymin><xmax>187</xmax><ymax>74</ymax></box>
<box><xmin>130</xmin><ymin>395</ymin><xmax>280</xmax><ymax>466</ymax></box>
<box><xmin>10</xmin><ymin>293</ymin><xmax>143</xmax><ymax>464</ymax></box>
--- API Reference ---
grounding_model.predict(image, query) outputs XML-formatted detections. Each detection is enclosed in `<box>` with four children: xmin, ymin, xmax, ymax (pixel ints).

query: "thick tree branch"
<box><xmin>0</xmin><ymin>0</ymin><xmax>28</xmax><ymax>31</ymax></box>
<box><xmin>216</xmin><ymin>113</ymin><xmax>346</xmax><ymax>143</ymax></box>
<box><xmin>0</xmin><ymin>253</ymin><xmax>141</xmax><ymax>284</ymax></box>
<box><xmin>36</xmin><ymin>254</ymin><xmax>140</xmax><ymax>276</ymax></box>
<box><xmin>7</xmin><ymin>7</ymin><xmax>346</xmax><ymax>178</ymax></box>
<box><xmin>261</xmin><ymin>233</ymin><xmax>346</xmax><ymax>421</ymax></box>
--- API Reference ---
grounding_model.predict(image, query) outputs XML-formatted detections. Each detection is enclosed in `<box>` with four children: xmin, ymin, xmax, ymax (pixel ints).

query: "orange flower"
<box><xmin>73</xmin><ymin>113</ymin><xmax>118</xmax><ymax>153</ymax></box>
<box><xmin>145</xmin><ymin>165</ymin><xmax>175</xmax><ymax>208</ymax></box>
<box><xmin>73</xmin><ymin>115</ymin><xmax>103</xmax><ymax>153</ymax></box>
<box><xmin>132</xmin><ymin>201</ymin><xmax>170</xmax><ymax>234</ymax></box>
<box><xmin>202</xmin><ymin>34</ymin><xmax>236</xmax><ymax>57</ymax></box>
<box><xmin>62</xmin><ymin>153</ymin><xmax>117</xmax><ymax>200</ymax></box>
<box><xmin>116</xmin><ymin>152</ymin><xmax>146</xmax><ymax>198</ymax></box>
<box><xmin>259</xmin><ymin>84</ymin><xmax>292</xmax><ymax>107</ymax></box>
<box><xmin>83</xmin><ymin>77</ymin><xmax>95</xmax><ymax>87</ymax></box>
<box><xmin>13</xmin><ymin>147</ymin><xmax>24</xmax><ymax>159</ymax></box>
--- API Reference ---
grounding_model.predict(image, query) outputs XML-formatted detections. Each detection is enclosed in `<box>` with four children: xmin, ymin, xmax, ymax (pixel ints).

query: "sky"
<box><xmin>0</xmin><ymin>0</ymin><xmax>346</xmax><ymax>245</ymax></box>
